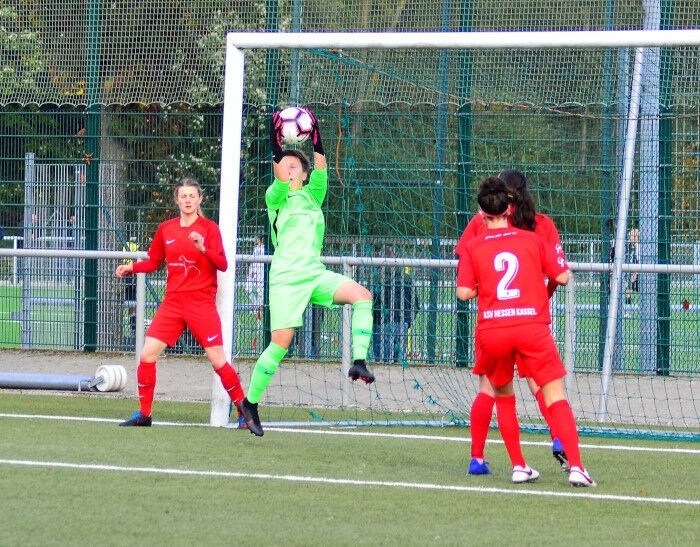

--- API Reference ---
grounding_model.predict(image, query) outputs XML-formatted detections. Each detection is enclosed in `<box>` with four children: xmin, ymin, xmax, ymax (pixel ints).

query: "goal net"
<box><xmin>219</xmin><ymin>28</ymin><xmax>700</xmax><ymax>441</ymax></box>
<box><xmin>3</xmin><ymin>2</ymin><xmax>699</xmax><ymax>442</ymax></box>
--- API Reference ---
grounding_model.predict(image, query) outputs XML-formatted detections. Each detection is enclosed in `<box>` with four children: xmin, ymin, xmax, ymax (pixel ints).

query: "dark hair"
<box><xmin>281</xmin><ymin>149</ymin><xmax>311</xmax><ymax>176</ymax></box>
<box><xmin>498</xmin><ymin>169</ymin><xmax>536</xmax><ymax>231</ymax></box>
<box><xmin>477</xmin><ymin>177</ymin><xmax>509</xmax><ymax>217</ymax></box>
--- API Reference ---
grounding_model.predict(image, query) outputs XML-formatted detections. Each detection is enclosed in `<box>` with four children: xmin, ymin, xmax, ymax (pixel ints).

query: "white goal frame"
<box><xmin>212</xmin><ymin>29</ymin><xmax>700</xmax><ymax>426</ymax></box>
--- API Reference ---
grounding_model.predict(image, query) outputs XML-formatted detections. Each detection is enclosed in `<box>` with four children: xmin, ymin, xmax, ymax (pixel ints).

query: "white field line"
<box><xmin>0</xmin><ymin>457</ymin><xmax>698</xmax><ymax>506</ymax></box>
<box><xmin>1</xmin><ymin>412</ymin><xmax>698</xmax><ymax>456</ymax></box>
<box><xmin>268</xmin><ymin>426</ymin><xmax>700</xmax><ymax>455</ymax></box>
<box><xmin>1</xmin><ymin>413</ymin><xmax>699</xmax><ymax>506</ymax></box>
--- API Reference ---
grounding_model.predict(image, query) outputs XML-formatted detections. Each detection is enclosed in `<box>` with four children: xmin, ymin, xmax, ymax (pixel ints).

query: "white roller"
<box><xmin>94</xmin><ymin>365</ymin><xmax>111</xmax><ymax>391</ymax></box>
<box><xmin>114</xmin><ymin>365</ymin><xmax>128</xmax><ymax>391</ymax></box>
<box><xmin>97</xmin><ymin>365</ymin><xmax>128</xmax><ymax>392</ymax></box>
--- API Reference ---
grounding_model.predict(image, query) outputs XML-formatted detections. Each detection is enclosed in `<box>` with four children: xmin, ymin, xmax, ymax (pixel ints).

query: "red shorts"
<box><xmin>474</xmin><ymin>328</ymin><xmax>549</xmax><ymax>379</ymax></box>
<box><xmin>146</xmin><ymin>291</ymin><xmax>223</xmax><ymax>348</ymax></box>
<box><xmin>472</xmin><ymin>327</ymin><xmax>486</xmax><ymax>375</ymax></box>
<box><xmin>475</xmin><ymin>323</ymin><xmax>565</xmax><ymax>388</ymax></box>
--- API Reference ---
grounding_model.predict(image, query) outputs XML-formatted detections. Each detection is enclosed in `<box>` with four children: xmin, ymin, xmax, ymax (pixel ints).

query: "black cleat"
<box><xmin>348</xmin><ymin>360</ymin><xmax>375</xmax><ymax>384</ymax></box>
<box><xmin>238</xmin><ymin>398</ymin><xmax>264</xmax><ymax>437</ymax></box>
<box><xmin>552</xmin><ymin>438</ymin><xmax>570</xmax><ymax>472</ymax></box>
<box><xmin>120</xmin><ymin>411</ymin><xmax>152</xmax><ymax>427</ymax></box>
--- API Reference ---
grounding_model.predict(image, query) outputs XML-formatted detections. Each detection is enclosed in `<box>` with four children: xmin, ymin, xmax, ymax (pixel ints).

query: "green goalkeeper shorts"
<box><xmin>268</xmin><ymin>268</ymin><xmax>351</xmax><ymax>331</ymax></box>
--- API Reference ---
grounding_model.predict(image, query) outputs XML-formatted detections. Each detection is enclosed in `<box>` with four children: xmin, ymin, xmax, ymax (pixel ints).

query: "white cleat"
<box><xmin>569</xmin><ymin>466</ymin><xmax>597</xmax><ymax>487</ymax></box>
<box><xmin>512</xmin><ymin>465</ymin><xmax>540</xmax><ymax>484</ymax></box>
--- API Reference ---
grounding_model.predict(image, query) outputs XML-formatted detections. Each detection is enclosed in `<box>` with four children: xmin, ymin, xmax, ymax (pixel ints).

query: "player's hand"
<box><xmin>307</xmin><ymin>109</ymin><xmax>319</xmax><ymax>144</ymax></box>
<box><xmin>188</xmin><ymin>231</ymin><xmax>205</xmax><ymax>252</ymax></box>
<box><xmin>270</xmin><ymin>109</ymin><xmax>284</xmax><ymax>162</ymax></box>
<box><xmin>272</xmin><ymin>109</ymin><xmax>282</xmax><ymax>131</ymax></box>
<box><xmin>115</xmin><ymin>264</ymin><xmax>132</xmax><ymax>278</ymax></box>
<box><xmin>307</xmin><ymin>109</ymin><xmax>325</xmax><ymax>155</ymax></box>
<box><xmin>307</xmin><ymin>108</ymin><xmax>317</xmax><ymax>128</ymax></box>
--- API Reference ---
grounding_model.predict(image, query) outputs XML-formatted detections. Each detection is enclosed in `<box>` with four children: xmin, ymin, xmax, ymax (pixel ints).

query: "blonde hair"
<box><xmin>174</xmin><ymin>177</ymin><xmax>205</xmax><ymax>217</ymax></box>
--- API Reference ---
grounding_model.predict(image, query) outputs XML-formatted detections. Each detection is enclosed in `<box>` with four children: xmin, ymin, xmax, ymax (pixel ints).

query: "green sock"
<box><xmin>247</xmin><ymin>342</ymin><xmax>287</xmax><ymax>404</ymax></box>
<box><xmin>351</xmin><ymin>300</ymin><xmax>373</xmax><ymax>361</ymax></box>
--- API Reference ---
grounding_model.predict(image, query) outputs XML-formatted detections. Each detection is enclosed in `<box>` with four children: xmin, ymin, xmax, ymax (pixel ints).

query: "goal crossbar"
<box><xmin>227</xmin><ymin>29</ymin><xmax>700</xmax><ymax>50</ymax></box>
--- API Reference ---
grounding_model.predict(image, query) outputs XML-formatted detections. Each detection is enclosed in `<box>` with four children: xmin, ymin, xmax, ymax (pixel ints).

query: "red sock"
<box><xmin>547</xmin><ymin>400</ymin><xmax>583</xmax><ymax>469</ymax></box>
<box><xmin>469</xmin><ymin>392</ymin><xmax>495</xmax><ymax>459</ymax></box>
<box><xmin>535</xmin><ymin>388</ymin><xmax>557</xmax><ymax>440</ymax></box>
<box><xmin>495</xmin><ymin>395</ymin><xmax>526</xmax><ymax>468</ymax></box>
<box><xmin>137</xmin><ymin>360</ymin><xmax>156</xmax><ymax>417</ymax></box>
<box><xmin>215</xmin><ymin>363</ymin><xmax>245</xmax><ymax>407</ymax></box>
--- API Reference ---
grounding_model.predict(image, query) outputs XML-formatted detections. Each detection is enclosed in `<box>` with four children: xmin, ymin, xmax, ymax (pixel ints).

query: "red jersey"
<box><xmin>132</xmin><ymin>216</ymin><xmax>227</xmax><ymax>296</ymax></box>
<box><xmin>456</xmin><ymin>227</ymin><xmax>568</xmax><ymax>329</ymax></box>
<box><xmin>455</xmin><ymin>212</ymin><xmax>566</xmax><ymax>267</ymax></box>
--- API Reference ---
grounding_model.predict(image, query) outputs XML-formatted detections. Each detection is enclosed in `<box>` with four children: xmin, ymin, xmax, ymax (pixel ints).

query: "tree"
<box><xmin>0</xmin><ymin>5</ymin><xmax>44</xmax><ymax>104</ymax></box>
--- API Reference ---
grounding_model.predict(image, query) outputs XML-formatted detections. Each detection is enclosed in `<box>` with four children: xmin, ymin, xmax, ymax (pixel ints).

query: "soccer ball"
<box><xmin>277</xmin><ymin>106</ymin><xmax>314</xmax><ymax>145</ymax></box>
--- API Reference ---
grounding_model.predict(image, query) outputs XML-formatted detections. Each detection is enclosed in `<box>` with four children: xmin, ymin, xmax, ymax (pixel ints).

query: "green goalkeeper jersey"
<box><xmin>266</xmin><ymin>168</ymin><xmax>328</xmax><ymax>281</ymax></box>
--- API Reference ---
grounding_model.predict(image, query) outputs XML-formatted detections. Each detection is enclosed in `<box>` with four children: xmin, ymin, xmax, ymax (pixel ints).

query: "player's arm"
<box><xmin>307</xmin><ymin>168</ymin><xmax>327</xmax><ymax>207</ymax></box>
<box><xmin>266</xmin><ymin>177</ymin><xmax>290</xmax><ymax>211</ymax></box>
<box><xmin>308</xmin><ymin>109</ymin><xmax>326</xmax><ymax>170</ymax></box>
<box><xmin>456</xmin><ymin>255</ymin><xmax>478</xmax><ymax>301</ymax></box>
<box><xmin>455</xmin><ymin>215</ymin><xmax>484</xmax><ymax>257</ymax></box>
<box><xmin>552</xmin><ymin>270</ymin><xmax>571</xmax><ymax>286</ymax></box>
<box><xmin>546</xmin><ymin>265</ymin><xmax>572</xmax><ymax>297</ymax></box>
<box><xmin>269</xmin><ymin>109</ymin><xmax>287</xmax><ymax>181</ymax></box>
<box><xmin>265</xmin><ymin>110</ymin><xmax>291</xmax><ymax>210</ymax></box>
<box><xmin>197</xmin><ymin>224</ymin><xmax>228</xmax><ymax>272</ymax></box>
<box><xmin>305</xmin><ymin>110</ymin><xmax>328</xmax><ymax>204</ymax></box>
<box><xmin>541</xmin><ymin>237</ymin><xmax>570</xmax><ymax>288</ymax></box>
<box><xmin>538</xmin><ymin>215</ymin><xmax>569</xmax><ymax>297</ymax></box>
<box><xmin>127</xmin><ymin>226</ymin><xmax>165</xmax><ymax>275</ymax></box>
<box><xmin>313</xmin><ymin>151</ymin><xmax>326</xmax><ymax>171</ymax></box>
<box><xmin>457</xmin><ymin>286</ymin><xmax>477</xmax><ymax>301</ymax></box>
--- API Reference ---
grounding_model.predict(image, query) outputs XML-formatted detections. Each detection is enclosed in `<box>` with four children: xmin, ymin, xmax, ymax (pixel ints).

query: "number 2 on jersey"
<box><xmin>494</xmin><ymin>251</ymin><xmax>520</xmax><ymax>300</ymax></box>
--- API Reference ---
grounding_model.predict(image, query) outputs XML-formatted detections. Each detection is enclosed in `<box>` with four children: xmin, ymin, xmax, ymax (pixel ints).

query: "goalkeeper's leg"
<box><xmin>330</xmin><ymin>278</ymin><xmax>375</xmax><ymax>383</ymax></box>
<box><xmin>247</xmin><ymin>340</ymin><xmax>288</xmax><ymax>404</ymax></box>
<box><xmin>347</xmin><ymin>300</ymin><xmax>375</xmax><ymax>383</ymax></box>
<box><xmin>239</xmin><ymin>338</ymin><xmax>289</xmax><ymax>437</ymax></box>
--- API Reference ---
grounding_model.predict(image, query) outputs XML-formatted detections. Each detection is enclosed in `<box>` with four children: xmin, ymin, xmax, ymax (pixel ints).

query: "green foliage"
<box><xmin>0</xmin><ymin>6</ymin><xmax>44</xmax><ymax>103</ymax></box>
<box><xmin>0</xmin><ymin>104</ymin><xmax>85</xmax><ymax>229</ymax></box>
<box><xmin>196</xmin><ymin>2</ymin><xmax>269</xmax><ymax>105</ymax></box>
<box><xmin>0</xmin><ymin>180</ymin><xmax>23</xmax><ymax>230</ymax></box>
<box><xmin>671</xmin><ymin>115</ymin><xmax>700</xmax><ymax>241</ymax></box>
<box><xmin>104</xmin><ymin>104</ymin><xmax>224</xmax><ymax>228</ymax></box>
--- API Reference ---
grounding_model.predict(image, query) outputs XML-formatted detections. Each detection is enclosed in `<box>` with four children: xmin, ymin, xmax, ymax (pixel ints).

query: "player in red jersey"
<box><xmin>455</xmin><ymin>169</ymin><xmax>570</xmax><ymax>474</ymax></box>
<box><xmin>457</xmin><ymin>177</ymin><xmax>595</xmax><ymax>486</ymax></box>
<box><xmin>115</xmin><ymin>177</ymin><xmax>248</xmax><ymax>427</ymax></box>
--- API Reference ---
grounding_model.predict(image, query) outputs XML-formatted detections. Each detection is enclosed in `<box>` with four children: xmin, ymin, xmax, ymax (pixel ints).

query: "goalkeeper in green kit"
<box><xmin>238</xmin><ymin>108</ymin><xmax>375</xmax><ymax>436</ymax></box>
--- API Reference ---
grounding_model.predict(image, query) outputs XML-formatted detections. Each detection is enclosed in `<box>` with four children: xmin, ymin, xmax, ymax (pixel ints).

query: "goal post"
<box><xmin>215</xmin><ymin>30</ymin><xmax>700</xmax><ymax>438</ymax></box>
<box><xmin>211</xmin><ymin>44</ymin><xmax>245</xmax><ymax>426</ymax></box>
